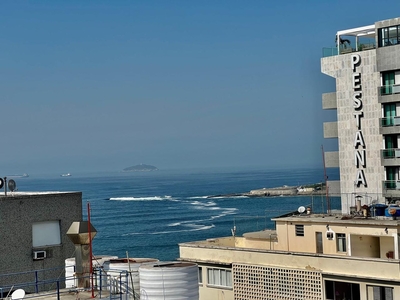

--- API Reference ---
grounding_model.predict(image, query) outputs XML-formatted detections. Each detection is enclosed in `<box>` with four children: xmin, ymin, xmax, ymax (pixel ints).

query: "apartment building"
<box><xmin>0</xmin><ymin>191</ymin><xmax>82</xmax><ymax>293</ymax></box>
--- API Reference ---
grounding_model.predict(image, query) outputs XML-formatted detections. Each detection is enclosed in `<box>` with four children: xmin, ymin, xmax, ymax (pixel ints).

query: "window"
<box><xmin>368</xmin><ymin>285</ymin><xmax>393</xmax><ymax>300</ymax></box>
<box><xmin>337</xmin><ymin>233</ymin><xmax>346</xmax><ymax>252</ymax></box>
<box><xmin>198</xmin><ymin>267</ymin><xmax>202</xmax><ymax>284</ymax></box>
<box><xmin>32</xmin><ymin>221</ymin><xmax>61</xmax><ymax>247</ymax></box>
<box><xmin>378</xmin><ymin>25</ymin><xmax>400</xmax><ymax>47</ymax></box>
<box><xmin>207</xmin><ymin>267</ymin><xmax>232</xmax><ymax>288</ymax></box>
<box><xmin>295</xmin><ymin>224</ymin><xmax>304</xmax><ymax>236</ymax></box>
<box><xmin>325</xmin><ymin>280</ymin><xmax>360</xmax><ymax>300</ymax></box>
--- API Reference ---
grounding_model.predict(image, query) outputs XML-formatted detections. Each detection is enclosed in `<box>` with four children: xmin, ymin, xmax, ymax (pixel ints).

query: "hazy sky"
<box><xmin>1</xmin><ymin>1</ymin><xmax>399</xmax><ymax>174</ymax></box>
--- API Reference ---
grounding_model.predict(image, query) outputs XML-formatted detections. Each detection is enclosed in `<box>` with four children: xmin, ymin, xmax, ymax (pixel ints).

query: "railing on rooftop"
<box><xmin>0</xmin><ymin>267</ymin><xmax>133</xmax><ymax>300</ymax></box>
<box><xmin>322</xmin><ymin>43</ymin><xmax>376</xmax><ymax>58</ymax></box>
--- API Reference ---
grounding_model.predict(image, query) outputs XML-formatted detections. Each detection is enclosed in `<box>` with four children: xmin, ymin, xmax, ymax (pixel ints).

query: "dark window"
<box><xmin>337</xmin><ymin>233</ymin><xmax>346</xmax><ymax>252</ymax></box>
<box><xmin>325</xmin><ymin>280</ymin><xmax>360</xmax><ymax>300</ymax></box>
<box><xmin>378</xmin><ymin>25</ymin><xmax>400</xmax><ymax>47</ymax></box>
<box><xmin>295</xmin><ymin>224</ymin><xmax>304</xmax><ymax>236</ymax></box>
<box><xmin>198</xmin><ymin>266</ymin><xmax>202</xmax><ymax>284</ymax></box>
<box><xmin>371</xmin><ymin>286</ymin><xmax>393</xmax><ymax>300</ymax></box>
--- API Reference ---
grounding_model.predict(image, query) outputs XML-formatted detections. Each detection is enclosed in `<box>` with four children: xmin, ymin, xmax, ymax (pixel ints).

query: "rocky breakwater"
<box><xmin>247</xmin><ymin>186</ymin><xmax>298</xmax><ymax>197</ymax></box>
<box><xmin>207</xmin><ymin>184</ymin><xmax>325</xmax><ymax>198</ymax></box>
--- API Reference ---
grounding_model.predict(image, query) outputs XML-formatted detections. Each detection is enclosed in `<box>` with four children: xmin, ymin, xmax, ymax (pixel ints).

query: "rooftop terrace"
<box><xmin>323</xmin><ymin>24</ymin><xmax>376</xmax><ymax>57</ymax></box>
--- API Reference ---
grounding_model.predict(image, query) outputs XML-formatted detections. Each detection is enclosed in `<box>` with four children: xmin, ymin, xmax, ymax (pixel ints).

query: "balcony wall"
<box><xmin>378</xmin><ymin>86</ymin><xmax>400</xmax><ymax>103</ymax></box>
<box><xmin>179</xmin><ymin>244</ymin><xmax>400</xmax><ymax>281</ymax></box>
<box><xmin>325</xmin><ymin>151</ymin><xmax>339</xmax><ymax>168</ymax></box>
<box><xmin>322</xmin><ymin>92</ymin><xmax>337</xmax><ymax>110</ymax></box>
<box><xmin>323</xmin><ymin>122</ymin><xmax>338</xmax><ymax>138</ymax></box>
<box><xmin>379</xmin><ymin>118</ymin><xmax>400</xmax><ymax>135</ymax></box>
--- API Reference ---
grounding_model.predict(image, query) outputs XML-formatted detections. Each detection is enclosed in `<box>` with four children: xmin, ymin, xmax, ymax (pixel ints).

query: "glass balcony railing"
<box><xmin>380</xmin><ymin>117</ymin><xmax>400</xmax><ymax>127</ymax></box>
<box><xmin>383</xmin><ymin>180</ymin><xmax>400</xmax><ymax>190</ymax></box>
<box><xmin>382</xmin><ymin>148</ymin><xmax>400</xmax><ymax>159</ymax></box>
<box><xmin>322</xmin><ymin>47</ymin><xmax>338</xmax><ymax>58</ymax></box>
<box><xmin>322</xmin><ymin>43</ymin><xmax>376</xmax><ymax>58</ymax></box>
<box><xmin>380</xmin><ymin>84</ymin><xmax>400</xmax><ymax>96</ymax></box>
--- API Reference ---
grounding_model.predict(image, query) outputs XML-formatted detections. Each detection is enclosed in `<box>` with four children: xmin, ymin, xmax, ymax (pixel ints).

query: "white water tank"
<box><xmin>65</xmin><ymin>255</ymin><xmax>119</xmax><ymax>289</ymax></box>
<box><xmin>139</xmin><ymin>261</ymin><xmax>199</xmax><ymax>300</ymax></box>
<box><xmin>103</xmin><ymin>258</ymin><xmax>159</xmax><ymax>295</ymax></box>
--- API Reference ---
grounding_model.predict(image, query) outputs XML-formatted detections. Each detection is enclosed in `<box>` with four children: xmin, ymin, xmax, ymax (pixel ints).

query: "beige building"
<box><xmin>179</xmin><ymin>213</ymin><xmax>400</xmax><ymax>300</ymax></box>
<box><xmin>179</xmin><ymin>17</ymin><xmax>400</xmax><ymax>300</ymax></box>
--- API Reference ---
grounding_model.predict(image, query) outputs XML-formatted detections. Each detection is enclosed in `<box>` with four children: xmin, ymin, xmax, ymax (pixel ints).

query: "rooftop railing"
<box><xmin>0</xmin><ymin>266</ymin><xmax>132</xmax><ymax>300</ymax></box>
<box><xmin>322</xmin><ymin>43</ymin><xmax>376</xmax><ymax>58</ymax></box>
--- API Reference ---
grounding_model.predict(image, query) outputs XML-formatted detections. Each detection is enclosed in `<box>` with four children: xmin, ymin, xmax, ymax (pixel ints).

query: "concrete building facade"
<box><xmin>0</xmin><ymin>191</ymin><xmax>82</xmax><ymax>293</ymax></box>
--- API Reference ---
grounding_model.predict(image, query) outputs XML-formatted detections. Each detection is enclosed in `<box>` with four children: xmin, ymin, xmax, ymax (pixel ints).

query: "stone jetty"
<box><xmin>207</xmin><ymin>184</ymin><xmax>325</xmax><ymax>198</ymax></box>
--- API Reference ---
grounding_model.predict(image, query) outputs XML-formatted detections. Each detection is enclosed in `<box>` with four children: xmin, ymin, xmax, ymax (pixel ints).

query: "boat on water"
<box><xmin>60</xmin><ymin>173</ymin><xmax>71</xmax><ymax>177</ymax></box>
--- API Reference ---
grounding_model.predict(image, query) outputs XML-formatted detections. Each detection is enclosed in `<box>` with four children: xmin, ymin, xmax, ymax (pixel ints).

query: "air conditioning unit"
<box><xmin>33</xmin><ymin>250</ymin><xmax>46</xmax><ymax>260</ymax></box>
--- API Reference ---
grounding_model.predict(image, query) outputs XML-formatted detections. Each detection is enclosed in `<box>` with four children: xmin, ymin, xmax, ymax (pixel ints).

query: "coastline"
<box><xmin>207</xmin><ymin>184</ymin><xmax>326</xmax><ymax>198</ymax></box>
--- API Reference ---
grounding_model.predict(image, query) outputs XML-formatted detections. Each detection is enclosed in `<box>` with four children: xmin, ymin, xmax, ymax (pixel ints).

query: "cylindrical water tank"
<box><xmin>65</xmin><ymin>255</ymin><xmax>119</xmax><ymax>289</ymax></box>
<box><xmin>139</xmin><ymin>261</ymin><xmax>199</xmax><ymax>300</ymax></box>
<box><xmin>103</xmin><ymin>258</ymin><xmax>159</xmax><ymax>295</ymax></box>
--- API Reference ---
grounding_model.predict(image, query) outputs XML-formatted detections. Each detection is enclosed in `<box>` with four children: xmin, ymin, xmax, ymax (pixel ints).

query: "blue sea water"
<box><xmin>13</xmin><ymin>167</ymin><xmax>339</xmax><ymax>261</ymax></box>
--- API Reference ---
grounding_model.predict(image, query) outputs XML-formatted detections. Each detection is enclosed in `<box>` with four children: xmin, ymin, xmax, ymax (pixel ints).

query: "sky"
<box><xmin>1</xmin><ymin>1</ymin><xmax>400</xmax><ymax>175</ymax></box>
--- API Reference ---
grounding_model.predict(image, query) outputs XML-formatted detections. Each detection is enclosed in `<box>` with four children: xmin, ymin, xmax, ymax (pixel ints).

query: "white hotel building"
<box><xmin>322</xmin><ymin>17</ymin><xmax>400</xmax><ymax>212</ymax></box>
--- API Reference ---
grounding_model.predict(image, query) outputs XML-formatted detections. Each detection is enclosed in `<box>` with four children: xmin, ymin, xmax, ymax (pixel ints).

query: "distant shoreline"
<box><xmin>207</xmin><ymin>184</ymin><xmax>326</xmax><ymax>198</ymax></box>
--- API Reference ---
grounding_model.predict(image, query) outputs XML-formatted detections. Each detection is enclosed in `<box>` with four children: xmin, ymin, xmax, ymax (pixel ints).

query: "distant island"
<box><xmin>123</xmin><ymin>164</ymin><xmax>158</xmax><ymax>172</ymax></box>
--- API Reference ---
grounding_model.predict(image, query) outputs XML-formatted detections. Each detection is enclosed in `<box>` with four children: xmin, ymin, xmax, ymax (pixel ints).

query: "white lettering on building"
<box><xmin>352</xmin><ymin>54</ymin><xmax>367</xmax><ymax>187</ymax></box>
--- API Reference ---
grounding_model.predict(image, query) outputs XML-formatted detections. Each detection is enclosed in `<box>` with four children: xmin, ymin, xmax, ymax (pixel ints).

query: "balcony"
<box><xmin>322</xmin><ymin>24</ymin><xmax>375</xmax><ymax>58</ymax></box>
<box><xmin>322</xmin><ymin>44</ymin><xmax>376</xmax><ymax>57</ymax></box>
<box><xmin>378</xmin><ymin>87</ymin><xmax>400</xmax><ymax>104</ymax></box>
<box><xmin>382</xmin><ymin>180</ymin><xmax>400</xmax><ymax>198</ymax></box>
<box><xmin>379</xmin><ymin>117</ymin><xmax>400</xmax><ymax>134</ymax></box>
<box><xmin>381</xmin><ymin>148</ymin><xmax>400</xmax><ymax>166</ymax></box>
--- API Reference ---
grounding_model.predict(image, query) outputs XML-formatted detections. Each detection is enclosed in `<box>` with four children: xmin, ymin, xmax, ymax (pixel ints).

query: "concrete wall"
<box><xmin>0</xmin><ymin>192</ymin><xmax>82</xmax><ymax>292</ymax></box>
<box><xmin>322</xmin><ymin>47</ymin><xmax>385</xmax><ymax>213</ymax></box>
<box><xmin>322</xmin><ymin>92</ymin><xmax>337</xmax><ymax>109</ymax></box>
<box><xmin>179</xmin><ymin>244</ymin><xmax>400</xmax><ymax>281</ymax></box>
<box><xmin>198</xmin><ymin>265</ymin><xmax>233</xmax><ymax>300</ymax></box>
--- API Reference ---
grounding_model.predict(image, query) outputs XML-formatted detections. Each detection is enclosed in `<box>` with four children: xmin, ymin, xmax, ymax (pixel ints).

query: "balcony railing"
<box><xmin>322</xmin><ymin>43</ymin><xmax>376</xmax><ymax>58</ymax></box>
<box><xmin>382</xmin><ymin>148</ymin><xmax>400</xmax><ymax>159</ymax></box>
<box><xmin>380</xmin><ymin>117</ymin><xmax>400</xmax><ymax>127</ymax></box>
<box><xmin>383</xmin><ymin>180</ymin><xmax>400</xmax><ymax>190</ymax></box>
<box><xmin>380</xmin><ymin>84</ymin><xmax>400</xmax><ymax>96</ymax></box>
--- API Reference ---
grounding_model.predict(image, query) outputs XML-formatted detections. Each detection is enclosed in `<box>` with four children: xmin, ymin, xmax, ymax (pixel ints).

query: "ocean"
<box><xmin>12</xmin><ymin>167</ymin><xmax>339</xmax><ymax>261</ymax></box>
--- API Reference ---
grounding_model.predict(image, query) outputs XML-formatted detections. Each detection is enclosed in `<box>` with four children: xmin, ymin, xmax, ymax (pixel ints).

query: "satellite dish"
<box><xmin>11</xmin><ymin>289</ymin><xmax>25</xmax><ymax>300</ymax></box>
<box><xmin>8</xmin><ymin>179</ymin><xmax>16</xmax><ymax>192</ymax></box>
<box><xmin>0</xmin><ymin>178</ymin><xmax>3</xmax><ymax>189</ymax></box>
<box><xmin>298</xmin><ymin>206</ymin><xmax>306</xmax><ymax>213</ymax></box>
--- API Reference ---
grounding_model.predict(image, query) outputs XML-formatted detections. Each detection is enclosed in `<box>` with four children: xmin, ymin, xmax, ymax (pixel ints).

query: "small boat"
<box><xmin>61</xmin><ymin>173</ymin><xmax>71</xmax><ymax>177</ymax></box>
